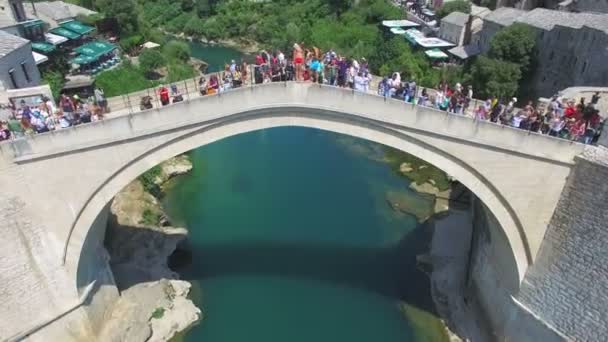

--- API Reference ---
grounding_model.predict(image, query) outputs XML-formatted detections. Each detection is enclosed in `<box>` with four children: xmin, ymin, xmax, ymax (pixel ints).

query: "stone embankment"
<box><xmin>99</xmin><ymin>154</ymin><xmax>201</xmax><ymax>342</ymax></box>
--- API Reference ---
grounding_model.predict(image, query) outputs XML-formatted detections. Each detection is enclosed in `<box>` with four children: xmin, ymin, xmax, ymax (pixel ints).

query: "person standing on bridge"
<box><xmin>293</xmin><ymin>43</ymin><xmax>304</xmax><ymax>81</ymax></box>
<box><xmin>159</xmin><ymin>86</ymin><xmax>170</xmax><ymax>106</ymax></box>
<box><xmin>94</xmin><ymin>87</ymin><xmax>107</xmax><ymax>113</ymax></box>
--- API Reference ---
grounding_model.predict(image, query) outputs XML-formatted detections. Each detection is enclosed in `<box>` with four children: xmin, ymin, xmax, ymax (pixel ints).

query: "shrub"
<box><xmin>139</xmin><ymin>165</ymin><xmax>162</xmax><ymax>196</ymax></box>
<box><xmin>139</xmin><ymin>48</ymin><xmax>166</xmax><ymax>74</ymax></box>
<box><xmin>119</xmin><ymin>34</ymin><xmax>143</xmax><ymax>55</ymax></box>
<box><xmin>163</xmin><ymin>40</ymin><xmax>191</xmax><ymax>62</ymax></box>
<box><xmin>437</xmin><ymin>0</ymin><xmax>471</xmax><ymax>19</ymax></box>
<box><xmin>140</xmin><ymin>208</ymin><xmax>161</xmax><ymax>225</ymax></box>
<box><xmin>42</xmin><ymin>71</ymin><xmax>65</xmax><ymax>100</ymax></box>
<box><xmin>150</xmin><ymin>307</ymin><xmax>165</xmax><ymax>320</ymax></box>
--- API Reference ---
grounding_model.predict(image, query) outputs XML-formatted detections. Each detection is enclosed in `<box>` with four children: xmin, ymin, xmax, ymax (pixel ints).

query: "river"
<box><xmin>161</xmin><ymin>42</ymin><xmax>449</xmax><ymax>341</ymax></box>
<box><xmin>161</xmin><ymin>126</ymin><xmax>449</xmax><ymax>342</ymax></box>
<box><xmin>188</xmin><ymin>42</ymin><xmax>253</xmax><ymax>72</ymax></box>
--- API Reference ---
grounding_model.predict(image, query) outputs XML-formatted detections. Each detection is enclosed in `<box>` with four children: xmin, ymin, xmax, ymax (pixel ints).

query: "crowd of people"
<box><xmin>406</xmin><ymin>81</ymin><xmax>605</xmax><ymax>144</ymax></box>
<box><xmin>0</xmin><ymin>88</ymin><xmax>107</xmax><ymax>141</ymax></box>
<box><xmin>194</xmin><ymin>44</ymin><xmax>375</xmax><ymax>95</ymax></box>
<box><xmin>1</xmin><ymin>43</ymin><xmax>604</xmax><ymax>146</ymax></box>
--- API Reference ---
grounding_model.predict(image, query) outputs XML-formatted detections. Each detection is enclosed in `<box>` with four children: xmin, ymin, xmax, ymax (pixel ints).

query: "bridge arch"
<box><xmin>64</xmin><ymin>106</ymin><xmax>530</xmax><ymax>294</ymax></box>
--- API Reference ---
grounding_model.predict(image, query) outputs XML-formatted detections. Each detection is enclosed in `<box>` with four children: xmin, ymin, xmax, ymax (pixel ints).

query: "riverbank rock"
<box><xmin>400</xmin><ymin>162</ymin><xmax>414</xmax><ymax>173</ymax></box>
<box><xmin>408</xmin><ymin>182</ymin><xmax>453</xmax><ymax>214</ymax></box>
<box><xmin>154</xmin><ymin>154</ymin><xmax>193</xmax><ymax>186</ymax></box>
<box><xmin>386</xmin><ymin>190</ymin><xmax>434</xmax><ymax>222</ymax></box>
<box><xmin>110</xmin><ymin>180</ymin><xmax>162</xmax><ymax>227</ymax></box>
<box><xmin>99</xmin><ymin>279</ymin><xmax>201</xmax><ymax>342</ymax></box>
<box><xmin>149</xmin><ymin>280</ymin><xmax>202</xmax><ymax>342</ymax></box>
<box><xmin>100</xmin><ymin>155</ymin><xmax>200</xmax><ymax>341</ymax></box>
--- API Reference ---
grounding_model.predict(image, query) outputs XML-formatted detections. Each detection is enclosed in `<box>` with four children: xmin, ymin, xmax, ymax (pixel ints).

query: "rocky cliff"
<box><xmin>99</xmin><ymin>155</ymin><xmax>201</xmax><ymax>342</ymax></box>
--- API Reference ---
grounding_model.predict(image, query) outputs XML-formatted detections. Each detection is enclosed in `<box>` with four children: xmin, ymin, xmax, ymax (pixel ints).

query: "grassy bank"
<box><xmin>96</xmin><ymin>41</ymin><xmax>197</xmax><ymax>97</ymax></box>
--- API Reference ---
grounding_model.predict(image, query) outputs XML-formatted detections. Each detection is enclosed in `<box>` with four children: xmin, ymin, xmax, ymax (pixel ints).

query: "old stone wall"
<box><xmin>516</xmin><ymin>146</ymin><xmax>608</xmax><ymax>341</ymax></box>
<box><xmin>76</xmin><ymin>202</ymin><xmax>120</xmax><ymax>336</ymax></box>
<box><xmin>465</xmin><ymin>198</ymin><xmax>520</xmax><ymax>339</ymax></box>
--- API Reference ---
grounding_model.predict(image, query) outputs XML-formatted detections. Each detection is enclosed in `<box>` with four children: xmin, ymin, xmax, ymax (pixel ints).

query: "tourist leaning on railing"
<box><xmin>5</xmin><ymin>43</ymin><xmax>604</xmax><ymax>146</ymax></box>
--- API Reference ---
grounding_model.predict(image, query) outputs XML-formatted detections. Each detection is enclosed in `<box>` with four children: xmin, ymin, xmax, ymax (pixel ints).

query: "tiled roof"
<box><xmin>484</xmin><ymin>7</ymin><xmax>526</xmax><ymax>27</ymax></box>
<box><xmin>23</xmin><ymin>1</ymin><xmax>96</xmax><ymax>22</ymax></box>
<box><xmin>0</xmin><ymin>30</ymin><xmax>29</xmax><ymax>58</ymax></box>
<box><xmin>442</xmin><ymin>11</ymin><xmax>469</xmax><ymax>27</ymax></box>
<box><xmin>517</xmin><ymin>8</ymin><xmax>608</xmax><ymax>34</ymax></box>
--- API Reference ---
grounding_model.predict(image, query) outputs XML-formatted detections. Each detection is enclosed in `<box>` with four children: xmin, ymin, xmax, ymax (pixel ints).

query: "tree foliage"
<box><xmin>139</xmin><ymin>48</ymin><xmax>166</xmax><ymax>73</ymax></box>
<box><xmin>488</xmin><ymin>23</ymin><xmax>536</xmax><ymax>73</ymax></box>
<box><xmin>42</xmin><ymin>71</ymin><xmax>65</xmax><ymax>100</ymax></box>
<box><xmin>163</xmin><ymin>40</ymin><xmax>191</xmax><ymax>62</ymax></box>
<box><xmin>471</xmin><ymin>56</ymin><xmax>521</xmax><ymax>99</ymax></box>
<box><xmin>436</xmin><ymin>0</ymin><xmax>471</xmax><ymax>19</ymax></box>
<box><xmin>96</xmin><ymin>0</ymin><xmax>139</xmax><ymax>34</ymax></box>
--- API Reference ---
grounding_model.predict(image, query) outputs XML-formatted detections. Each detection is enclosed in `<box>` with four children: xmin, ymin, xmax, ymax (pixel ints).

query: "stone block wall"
<box><xmin>466</xmin><ymin>198</ymin><xmax>520</xmax><ymax>339</ymax></box>
<box><xmin>517</xmin><ymin>146</ymin><xmax>608</xmax><ymax>341</ymax></box>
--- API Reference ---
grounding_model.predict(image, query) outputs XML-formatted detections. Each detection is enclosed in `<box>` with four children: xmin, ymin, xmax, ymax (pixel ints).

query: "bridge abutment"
<box><xmin>513</xmin><ymin>146</ymin><xmax>608</xmax><ymax>341</ymax></box>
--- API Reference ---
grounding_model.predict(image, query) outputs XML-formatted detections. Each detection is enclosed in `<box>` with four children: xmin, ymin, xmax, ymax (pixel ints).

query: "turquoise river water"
<box><xmin>161</xmin><ymin>127</ymin><xmax>449</xmax><ymax>342</ymax></box>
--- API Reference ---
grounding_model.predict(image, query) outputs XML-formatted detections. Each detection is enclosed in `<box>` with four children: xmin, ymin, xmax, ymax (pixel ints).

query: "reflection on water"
<box><xmin>162</xmin><ymin>127</ymin><xmax>448</xmax><ymax>342</ymax></box>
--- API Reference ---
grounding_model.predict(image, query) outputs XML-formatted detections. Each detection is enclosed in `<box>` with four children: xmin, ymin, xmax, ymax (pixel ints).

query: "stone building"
<box><xmin>478</xmin><ymin>7</ymin><xmax>608</xmax><ymax>98</ymax></box>
<box><xmin>0</xmin><ymin>30</ymin><xmax>41</xmax><ymax>91</ymax></box>
<box><xmin>439</xmin><ymin>11</ymin><xmax>470</xmax><ymax>45</ymax></box>
<box><xmin>24</xmin><ymin>1</ymin><xmax>96</xmax><ymax>28</ymax></box>
<box><xmin>0</xmin><ymin>0</ymin><xmax>46</xmax><ymax>40</ymax></box>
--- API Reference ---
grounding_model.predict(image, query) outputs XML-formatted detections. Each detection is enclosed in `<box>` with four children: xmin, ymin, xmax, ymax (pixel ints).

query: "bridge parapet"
<box><xmin>1</xmin><ymin>82</ymin><xmax>584</xmax><ymax>165</ymax></box>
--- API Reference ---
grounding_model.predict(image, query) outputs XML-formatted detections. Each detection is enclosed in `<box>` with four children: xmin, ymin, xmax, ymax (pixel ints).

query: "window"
<box><xmin>582</xmin><ymin>61</ymin><xmax>588</xmax><ymax>74</ymax></box>
<box><xmin>549</xmin><ymin>51</ymin><xmax>555</xmax><ymax>61</ymax></box>
<box><xmin>8</xmin><ymin>68</ymin><xmax>17</xmax><ymax>88</ymax></box>
<box><xmin>20</xmin><ymin>61</ymin><xmax>30</xmax><ymax>82</ymax></box>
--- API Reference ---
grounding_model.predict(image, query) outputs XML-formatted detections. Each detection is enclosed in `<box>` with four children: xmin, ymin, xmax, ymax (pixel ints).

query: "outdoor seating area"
<box><xmin>386</xmin><ymin>22</ymin><xmax>454</xmax><ymax>64</ymax></box>
<box><xmin>70</xmin><ymin>40</ymin><xmax>119</xmax><ymax>75</ymax></box>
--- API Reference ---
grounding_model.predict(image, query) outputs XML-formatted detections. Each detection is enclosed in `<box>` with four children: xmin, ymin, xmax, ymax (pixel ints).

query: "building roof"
<box><xmin>24</xmin><ymin>1</ymin><xmax>96</xmax><ymax>23</ymax></box>
<box><xmin>0</xmin><ymin>30</ymin><xmax>29</xmax><ymax>58</ymax></box>
<box><xmin>516</xmin><ymin>8</ymin><xmax>608</xmax><ymax>34</ymax></box>
<box><xmin>448</xmin><ymin>44</ymin><xmax>481</xmax><ymax>59</ymax></box>
<box><xmin>484</xmin><ymin>7</ymin><xmax>526</xmax><ymax>27</ymax></box>
<box><xmin>0</xmin><ymin>0</ymin><xmax>18</xmax><ymax>29</ymax></box>
<box><xmin>470</xmin><ymin>5</ymin><xmax>491</xmax><ymax>19</ymax></box>
<box><xmin>441</xmin><ymin>11</ymin><xmax>469</xmax><ymax>27</ymax></box>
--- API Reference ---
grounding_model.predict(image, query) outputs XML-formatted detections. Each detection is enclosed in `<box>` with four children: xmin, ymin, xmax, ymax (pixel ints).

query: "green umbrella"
<box><xmin>71</xmin><ymin>54</ymin><xmax>97</xmax><ymax>65</ymax></box>
<box><xmin>60</xmin><ymin>20</ymin><xmax>95</xmax><ymax>35</ymax></box>
<box><xmin>31</xmin><ymin>42</ymin><xmax>56</xmax><ymax>53</ymax></box>
<box><xmin>74</xmin><ymin>41</ymin><xmax>116</xmax><ymax>59</ymax></box>
<box><xmin>424</xmin><ymin>48</ymin><xmax>449</xmax><ymax>60</ymax></box>
<box><xmin>50</xmin><ymin>27</ymin><xmax>82</xmax><ymax>40</ymax></box>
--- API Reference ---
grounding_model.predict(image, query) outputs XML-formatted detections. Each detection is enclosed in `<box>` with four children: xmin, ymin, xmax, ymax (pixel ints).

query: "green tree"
<box><xmin>201</xmin><ymin>17</ymin><xmax>223</xmax><ymax>40</ymax></box>
<box><xmin>437</xmin><ymin>0</ymin><xmax>471</xmax><ymax>19</ymax></box>
<box><xmin>96</xmin><ymin>0</ymin><xmax>139</xmax><ymax>34</ymax></box>
<box><xmin>328</xmin><ymin>0</ymin><xmax>353</xmax><ymax>17</ymax></box>
<box><xmin>488</xmin><ymin>23</ymin><xmax>536</xmax><ymax>73</ymax></box>
<box><xmin>471</xmin><ymin>56</ymin><xmax>521</xmax><ymax>100</ymax></box>
<box><xmin>196</xmin><ymin>0</ymin><xmax>212</xmax><ymax>17</ymax></box>
<box><xmin>184</xmin><ymin>15</ymin><xmax>205</xmax><ymax>36</ymax></box>
<box><xmin>285</xmin><ymin>22</ymin><xmax>301</xmax><ymax>46</ymax></box>
<box><xmin>42</xmin><ymin>71</ymin><xmax>65</xmax><ymax>100</ymax></box>
<box><xmin>119</xmin><ymin>34</ymin><xmax>143</xmax><ymax>55</ymax></box>
<box><xmin>138</xmin><ymin>48</ymin><xmax>166</xmax><ymax>74</ymax></box>
<box><xmin>163</xmin><ymin>40</ymin><xmax>191</xmax><ymax>62</ymax></box>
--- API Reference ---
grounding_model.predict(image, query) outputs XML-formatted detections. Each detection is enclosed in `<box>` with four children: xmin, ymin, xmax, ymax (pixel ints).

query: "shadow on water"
<box><xmin>177</xmin><ymin>221</ymin><xmax>438</xmax><ymax>315</ymax></box>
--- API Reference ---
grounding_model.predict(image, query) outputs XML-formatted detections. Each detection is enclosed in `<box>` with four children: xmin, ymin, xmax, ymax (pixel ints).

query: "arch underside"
<box><xmin>66</xmin><ymin>108</ymin><xmax>529</xmax><ymax>292</ymax></box>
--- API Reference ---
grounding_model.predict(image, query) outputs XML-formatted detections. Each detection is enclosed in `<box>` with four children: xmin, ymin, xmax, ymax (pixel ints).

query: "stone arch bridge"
<box><xmin>0</xmin><ymin>82</ymin><xmax>603</xmax><ymax>341</ymax></box>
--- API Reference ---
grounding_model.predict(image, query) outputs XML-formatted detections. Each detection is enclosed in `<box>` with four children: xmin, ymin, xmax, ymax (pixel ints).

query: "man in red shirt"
<box><xmin>159</xmin><ymin>86</ymin><xmax>170</xmax><ymax>106</ymax></box>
